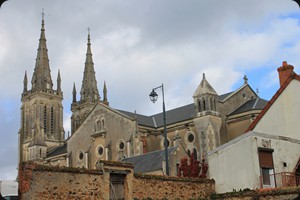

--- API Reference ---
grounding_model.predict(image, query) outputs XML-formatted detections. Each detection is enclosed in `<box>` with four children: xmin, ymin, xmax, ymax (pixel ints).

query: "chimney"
<box><xmin>277</xmin><ymin>61</ymin><xmax>294</xmax><ymax>87</ymax></box>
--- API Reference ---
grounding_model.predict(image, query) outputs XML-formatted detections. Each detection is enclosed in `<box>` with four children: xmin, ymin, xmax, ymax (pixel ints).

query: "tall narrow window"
<box><xmin>258</xmin><ymin>148</ymin><xmax>275</xmax><ymax>187</ymax></box>
<box><xmin>51</xmin><ymin>107</ymin><xmax>54</xmax><ymax>133</ymax></box>
<box><xmin>202</xmin><ymin>98</ymin><xmax>206</xmax><ymax>111</ymax></box>
<box><xmin>210</xmin><ymin>98</ymin><xmax>213</xmax><ymax>111</ymax></box>
<box><xmin>198</xmin><ymin>99</ymin><xmax>201</xmax><ymax>112</ymax></box>
<box><xmin>44</xmin><ymin>106</ymin><xmax>47</xmax><ymax>133</ymax></box>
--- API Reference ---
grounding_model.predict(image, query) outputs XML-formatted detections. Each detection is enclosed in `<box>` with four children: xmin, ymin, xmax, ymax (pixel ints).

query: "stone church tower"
<box><xmin>71</xmin><ymin>32</ymin><xmax>108</xmax><ymax>134</ymax></box>
<box><xmin>193</xmin><ymin>73</ymin><xmax>221</xmax><ymax>156</ymax></box>
<box><xmin>19</xmin><ymin>17</ymin><xmax>64</xmax><ymax>162</ymax></box>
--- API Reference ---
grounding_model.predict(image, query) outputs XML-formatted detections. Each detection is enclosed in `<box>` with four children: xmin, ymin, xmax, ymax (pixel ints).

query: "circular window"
<box><xmin>160</xmin><ymin>137</ymin><xmax>170</xmax><ymax>149</ymax></box>
<box><xmin>188</xmin><ymin>134</ymin><xmax>194</xmax><ymax>143</ymax></box>
<box><xmin>117</xmin><ymin>140</ymin><xmax>125</xmax><ymax>151</ymax></box>
<box><xmin>119</xmin><ymin>142</ymin><xmax>125</xmax><ymax>150</ymax></box>
<box><xmin>97</xmin><ymin>146</ymin><xmax>104</xmax><ymax>156</ymax></box>
<box><xmin>77</xmin><ymin>151</ymin><xmax>84</xmax><ymax>161</ymax></box>
<box><xmin>185</xmin><ymin>131</ymin><xmax>195</xmax><ymax>144</ymax></box>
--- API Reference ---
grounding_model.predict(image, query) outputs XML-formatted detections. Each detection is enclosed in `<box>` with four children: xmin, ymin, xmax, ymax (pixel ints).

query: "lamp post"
<box><xmin>149</xmin><ymin>84</ymin><xmax>169</xmax><ymax>176</ymax></box>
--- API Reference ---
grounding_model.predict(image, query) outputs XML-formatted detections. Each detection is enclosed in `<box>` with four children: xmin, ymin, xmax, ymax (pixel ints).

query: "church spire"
<box><xmin>23</xmin><ymin>71</ymin><xmax>28</xmax><ymax>92</ymax></box>
<box><xmin>31</xmin><ymin>12</ymin><xmax>53</xmax><ymax>91</ymax></box>
<box><xmin>57</xmin><ymin>70</ymin><xmax>61</xmax><ymax>92</ymax></box>
<box><xmin>80</xmin><ymin>29</ymin><xmax>100</xmax><ymax>102</ymax></box>
<box><xmin>72</xmin><ymin>83</ymin><xmax>77</xmax><ymax>103</ymax></box>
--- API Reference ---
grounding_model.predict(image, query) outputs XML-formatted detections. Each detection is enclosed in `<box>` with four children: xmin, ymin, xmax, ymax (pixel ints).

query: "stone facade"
<box><xmin>19</xmin><ymin>16</ymin><xmax>268</xmax><ymax>177</ymax></box>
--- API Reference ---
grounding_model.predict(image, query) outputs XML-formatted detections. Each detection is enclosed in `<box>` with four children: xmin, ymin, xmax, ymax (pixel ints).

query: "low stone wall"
<box><xmin>19</xmin><ymin>162</ymin><xmax>106</xmax><ymax>199</ymax></box>
<box><xmin>18</xmin><ymin>162</ymin><xmax>215</xmax><ymax>200</ymax></box>
<box><xmin>132</xmin><ymin>174</ymin><xmax>215</xmax><ymax>200</ymax></box>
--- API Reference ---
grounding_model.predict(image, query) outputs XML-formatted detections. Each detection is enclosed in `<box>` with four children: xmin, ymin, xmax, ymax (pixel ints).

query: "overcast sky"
<box><xmin>1</xmin><ymin>0</ymin><xmax>300</xmax><ymax>180</ymax></box>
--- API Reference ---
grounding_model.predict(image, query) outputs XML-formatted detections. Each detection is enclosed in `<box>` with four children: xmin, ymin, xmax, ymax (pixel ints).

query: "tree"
<box><xmin>178</xmin><ymin>153</ymin><xmax>208</xmax><ymax>178</ymax></box>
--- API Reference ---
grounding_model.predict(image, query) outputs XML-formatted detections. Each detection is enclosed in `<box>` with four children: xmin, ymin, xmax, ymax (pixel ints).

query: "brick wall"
<box><xmin>132</xmin><ymin>174</ymin><xmax>215</xmax><ymax>200</ymax></box>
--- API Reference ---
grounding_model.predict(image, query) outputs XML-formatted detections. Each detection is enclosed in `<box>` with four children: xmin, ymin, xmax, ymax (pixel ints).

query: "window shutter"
<box><xmin>258</xmin><ymin>149</ymin><xmax>274</xmax><ymax>168</ymax></box>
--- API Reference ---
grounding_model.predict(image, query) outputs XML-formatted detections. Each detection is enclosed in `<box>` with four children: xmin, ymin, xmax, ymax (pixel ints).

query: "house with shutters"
<box><xmin>208</xmin><ymin>61</ymin><xmax>300</xmax><ymax>193</ymax></box>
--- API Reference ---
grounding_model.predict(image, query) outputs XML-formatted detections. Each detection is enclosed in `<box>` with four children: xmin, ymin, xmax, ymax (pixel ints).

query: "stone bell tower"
<box><xmin>193</xmin><ymin>73</ymin><xmax>222</xmax><ymax>157</ymax></box>
<box><xmin>19</xmin><ymin>15</ymin><xmax>64</xmax><ymax>163</ymax></box>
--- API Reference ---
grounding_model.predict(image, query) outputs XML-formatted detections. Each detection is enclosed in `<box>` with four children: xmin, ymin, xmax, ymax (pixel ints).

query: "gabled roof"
<box><xmin>118</xmin><ymin>103</ymin><xmax>195</xmax><ymax>128</ymax></box>
<box><xmin>228</xmin><ymin>98</ymin><xmax>268</xmax><ymax>116</ymax></box>
<box><xmin>246</xmin><ymin>72</ymin><xmax>300</xmax><ymax>132</ymax></box>
<box><xmin>46</xmin><ymin>143</ymin><xmax>67</xmax><ymax>158</ymax></box>
<box><xmin>218</xmin><ymin>84</ymin><xmax>257</xmax><ymax>103</ymax></box>
<box><xmin>122</xmin><ymin>147</ymin><xmax>177</xmax><ymax>173</ymax></box>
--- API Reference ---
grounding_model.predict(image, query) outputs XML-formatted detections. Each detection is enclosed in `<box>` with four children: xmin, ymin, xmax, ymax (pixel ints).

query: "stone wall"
<box><xmin>19</xmin><ymin>162</ymin><xmax>215</xmax><ymax>200</ymax></box>
<box><xmin>19</xmin><ymin>162</ymin><xmax>107</xmax><ymax>199</ymax></box>
<box><xmin>132</xmin><ymin>174</ymin><xmax>215</xmax><ymax>200</ymax></box>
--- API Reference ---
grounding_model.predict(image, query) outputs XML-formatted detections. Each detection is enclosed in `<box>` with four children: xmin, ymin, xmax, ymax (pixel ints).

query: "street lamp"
<box><xmin>149</xmin><ymin>84</ymin><xmax>169</xmax><ymax>176</ymax></box>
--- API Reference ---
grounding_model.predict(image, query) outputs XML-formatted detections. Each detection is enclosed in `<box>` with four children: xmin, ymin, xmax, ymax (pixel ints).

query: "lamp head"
<box><xmin>149</xmin><ymin>89</ymin><xmax>158</xmax><ymax>103</ymax></box>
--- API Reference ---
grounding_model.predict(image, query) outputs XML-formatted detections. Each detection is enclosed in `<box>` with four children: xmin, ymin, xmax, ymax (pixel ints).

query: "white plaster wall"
<box><xmin>208</xmin><ymin>134</ymin><xmax>260</xmax><ymax>193</ymax></box>
<box><xmin>267</xmin><ymin>137</ymin><xmax>300</xmax><ymax>174</ymax></box>
<box><xmin>208</xmin><ymin>132</ymin><xmax>300</xmax><ymax>193</ymax></box>
<box><xmin>254</xmin><ymin>80</ymin><xmax>300</xmax><ymax>140</ymax></box>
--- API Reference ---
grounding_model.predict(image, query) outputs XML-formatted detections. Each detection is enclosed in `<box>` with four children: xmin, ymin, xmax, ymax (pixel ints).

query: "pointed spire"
<box><xmin>103</xmin><ymin>81</ymin><xmax>107</xmax><ymax>102</ymax></box>
<box><xmin>31</xmin><ymin>11</ymin><xmax>53</xmax><ymax>91</ymax></box>
<box><xmin>73</xmin><ymin>83</ymin><xmax>77</xmax><ymax>103</ymax></box>
<box><xmin>57</xmin><ymin>70</ymin><xmax>61</xmax><ymax>92</ymax></box>
<box><xmin>193</xmin><ymin>73</ymin><xmax>218</xmax><ymax>97</ymax></box>
<box><xmin>23</xmin><ymin>71</ymin><xmax>28</xmax><ymax>92</ymax></box>
<box><xmin>80</xmin><ymin>29</ymin><xmax>100</xmax><ymax>102</ymax></box>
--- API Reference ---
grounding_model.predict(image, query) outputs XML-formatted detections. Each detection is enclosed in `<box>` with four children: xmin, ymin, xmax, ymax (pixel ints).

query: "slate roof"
<box><xmin>228</xmin><ymin>98</ymin><xmax>268</xmax><ymax>116</ymax></box>
<box><xmin>218</xmin><ymin>92</ymin><xmax>233</xmax><ymax>101</ymax></box>
<box><xmin>47</xmin><ymin>143</ymin><xmax>67</xmax><ymax>158</ymax></box>
<box><xmin>122</xmin><ymin>147</ymin><xmax>177</xmax><ymax>173</ymax></box>
<box><xmin>118</xmin><ymin>103</ymin><xmax>195</xmax><ymax>128</ymax></box>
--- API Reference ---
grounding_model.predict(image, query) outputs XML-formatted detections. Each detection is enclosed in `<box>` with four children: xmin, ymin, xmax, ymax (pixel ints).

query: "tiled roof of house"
<box><xmin>245</xmin><ymin>72</ymin><xmax>300</xmax><ymax>132</ymax></box>
<box><xmin>122</xmin><ymin>147</ymin><xmax>177</xmax><ymax>173</ymax></box>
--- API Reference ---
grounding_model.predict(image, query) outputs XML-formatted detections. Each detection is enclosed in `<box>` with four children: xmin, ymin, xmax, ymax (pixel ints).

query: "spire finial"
<box><xmin>87</xmin><ymin>27</ymin><xmax>91</xmax><ymax>44</ymax></box>
<box><xmin>243</xmin><ymin>75</ymin><xmax>248</xmax><ymax>84</ymax></box>
<box><xmin>256</xmin><ymin>88</ymin><xmax>259</xmax><ymax>96</ymax></box>
<box><xmin>202</xmin><ymin>73</ymin><xmax>206</xmax><ymax>79</ymax></box>
<box><xmin>42</xmin><ymin>8</ymin><xmax>45</xmax><ymax>20</ymax></box>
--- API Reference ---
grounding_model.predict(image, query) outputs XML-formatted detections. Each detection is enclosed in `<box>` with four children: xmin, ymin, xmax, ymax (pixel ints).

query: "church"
<box><xmin>18</xmin><ymin>17</ymin><xmax>268</xmax><ymax>176</ymax></box>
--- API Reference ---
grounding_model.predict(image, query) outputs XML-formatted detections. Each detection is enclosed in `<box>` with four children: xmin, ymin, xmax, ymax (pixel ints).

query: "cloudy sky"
<box><xmin>1</xmin><ymin>0</ymin><xmax>300</xmax><ymax>180</ymax></box>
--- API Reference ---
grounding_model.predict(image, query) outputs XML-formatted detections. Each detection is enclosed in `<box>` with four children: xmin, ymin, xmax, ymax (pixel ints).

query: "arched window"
<box><xmin>40</xmin><ymin>148</ymin><xmax>42</xmax><ymax>158</ymax></box>
<box><xmin>214</xmin><ymin>98</ymin><xmax>217</xmax><ymax>111</ymax></box>
<box><xmin>210</xmin><ymin>97</ymin><xmax>213</xmax><ymax>111</ymax></box>
<box><xmin>101</xmin><ymin>118</ymin><xmax>105</xmax><ymax>130</ymax></box>
<box><xmin>202</xmin><ymin>98</ymin><xmax>206</xmax><ymax>111</ymax></box>
<box><xmin>193</xmin><ymin>148</ymin><xmax>198</xmax><ymax>160</ymax></box>
<box><xmin>198</xmin><ymin>99</ymin><xmax>201</xmax><ymax>112</ymax></box>
<box><xmin>96</xmin><ymin>120</ymin><xmax>101</xmax><ymax>131</ymax></box>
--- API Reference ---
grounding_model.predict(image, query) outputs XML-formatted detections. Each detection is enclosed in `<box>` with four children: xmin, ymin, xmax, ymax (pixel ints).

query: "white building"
<box><xmin>208</xmin><ymin>61</ymin><xmax>300</xmax><ymax>193</ymax></box>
